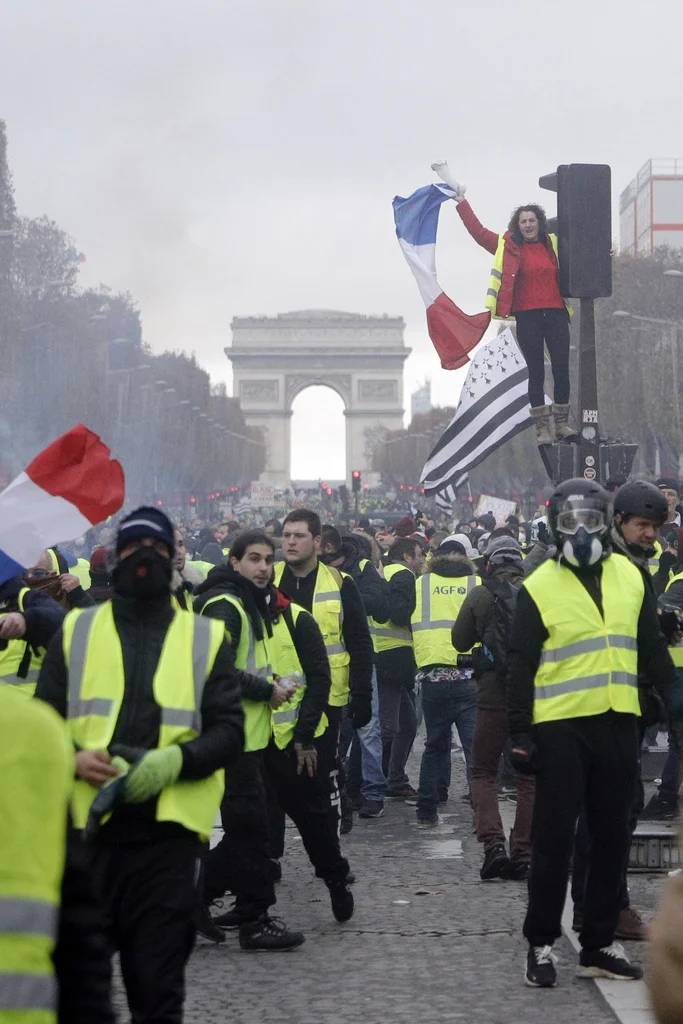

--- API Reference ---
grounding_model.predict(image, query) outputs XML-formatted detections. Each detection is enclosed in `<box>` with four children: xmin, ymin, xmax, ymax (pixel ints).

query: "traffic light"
<box><xmin>351</xmin><ymin>470</ymin><xmax>361</xmax><ymax>493</ymax></box>
<box><xmin>539</xmin><ymin>164</ymin><xmax>612</xmax><ymax>298</ymax></box>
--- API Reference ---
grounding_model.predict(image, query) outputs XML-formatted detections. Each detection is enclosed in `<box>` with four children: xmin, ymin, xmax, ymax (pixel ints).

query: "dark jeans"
<box><xmin>660</xmin><ymin>730</ymin><xmax>681</xmax><ymax>800</ymax></box>
<box><xmin>316</xmin><ymin>704</ymin><xmax>344</xmax><ymax>835</ymax></box>
<box><xmin>524</xmin><ymin>711</ymin><xmax>639</xmax><ymax>951</ymax></box>
<box><xmin>377</xmin><ymin>647</ymin><xmax>418</xmax><ymax>789</ymax></box>
<box><xmin>471</xmin><ymin>705</ymin><xmax>535</xmax><ymax>859</ymax></box>
<box><xmin>89</xmin><ymin>836</ymin><xmax>201</xmax><ymax>1024</ymax></box>
<box><xmin>515</xmin><ymin>307</ymin><xmax>570</xmax><ymax>407</ymax></box>
<box><xmin>263</xmin><ymin>739</ymin><xmax>349</xmax><ymax>885</ymax></box>
<box><xmin>203</xmin><ymin>750</ymin><xmax>277</xmax><ymax>919</ymax></box>
<box><xmin>417</xmin><ymin>677</ymin><xmax>477</xmax><ymax>818</ymax></box>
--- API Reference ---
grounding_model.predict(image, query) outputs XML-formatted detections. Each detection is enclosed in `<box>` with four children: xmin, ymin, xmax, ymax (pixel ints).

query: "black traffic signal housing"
<box><xmin>539</xmin><ymin>164</ymin><xmax>612</xmax><ymax>298</ymax></box>
<box><xmin>351</xmin><ymin>469</ymin><xmax>361</xmax><ymax>493</ymax></box>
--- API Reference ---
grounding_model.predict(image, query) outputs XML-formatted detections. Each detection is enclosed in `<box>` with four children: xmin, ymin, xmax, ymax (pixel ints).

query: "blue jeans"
<box><xmin>340</xmin><ymin>671</ymin><xmax>387</xmax><ymax>804</ymax></box>
<box><xmin>417</xmin><ymin>677</ymin><xmax>477</xmax><ymax>819</ymax></box>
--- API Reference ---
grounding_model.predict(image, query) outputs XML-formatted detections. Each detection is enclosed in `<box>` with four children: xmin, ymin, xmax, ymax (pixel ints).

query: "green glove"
<box><xmin>124</xmin><ymin>746</ymin><xmax>183</xmax><ymax>804</ymax></box>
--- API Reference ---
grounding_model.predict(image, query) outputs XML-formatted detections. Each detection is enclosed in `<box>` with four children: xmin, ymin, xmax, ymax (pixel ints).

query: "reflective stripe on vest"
<box><xmin>197</xmin><ymin>592</ymin><xmax>273</xmax><ymax>752</ymax></box>
<box><xmin>523</xmin><ymin>557</ymin><xmax>642</xmax><ymax>724</ymax></box>
<box><xmin>649</xmin><ymin>540</ymin><xmax>663</xmax><ymax>574</ymax></box>
<box><xmin>63</xmin><ymin>603</ymin><xmax>225</xmax><ymax>839</ymax></box>
<box><xmin>0</xmin><ymin>972</ymin><xmax>57</xmax><ymax>1012</ymax></box>
<box><xmin>369</xmin><ymin>563</ymin><xmax>413</xmax><ymax>652</ymax></box>
<box><xmin>485</xmin><ymin>233</ymin><xmax>572</xmax><ymax>319</ymax></box>
<box><xmin>411</xmin><ymin>574</ymin><xmax>480</xmax><ymax>669</ymax></box>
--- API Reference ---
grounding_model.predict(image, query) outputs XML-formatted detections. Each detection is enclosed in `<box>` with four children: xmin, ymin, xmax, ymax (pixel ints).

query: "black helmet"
<box><xmin>548</xmin><ymin>478</ymin><xmax>612</xmax><ymax>567</ymax></box>
<box><xmin>613</xmin><ymin>480</ymin><xmax>668</xmax><ymax>527</ymax></box>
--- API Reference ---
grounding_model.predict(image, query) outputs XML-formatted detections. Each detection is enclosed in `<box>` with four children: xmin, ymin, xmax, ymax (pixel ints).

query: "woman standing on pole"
<box><xmin>453</xmin><ymin>192</ymin><xmax>576</xmax><ymax>445</ymax></box>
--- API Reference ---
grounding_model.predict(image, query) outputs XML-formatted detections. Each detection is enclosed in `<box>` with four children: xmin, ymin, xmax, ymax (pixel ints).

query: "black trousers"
<box><xmin>203</xmin><ymin>750</ymin><xmax>277</xmax><ymax>919</ymax></box>
<box><xmin>524</xmin><ymin>711</ymin><xmax>639</xmax><ymax>951</ymax></box>
<box><xmin>89</xmin><ymin>836</ymin><xmax>201</xmax><ymax>1024</ymax></box>
<box><xmin>515</xmin><ymin>307</ymin><xmax>570</xmax><ymax>407</ymax></box>
<box><xmin>263</xmin><ymin>738</ymin><xmax>349</xmax><ymax>884</ymax></box>
<box><xmin>316</xmin><ymin>704</ymin><xmax>344</xmax><ymax>835</ymax></box>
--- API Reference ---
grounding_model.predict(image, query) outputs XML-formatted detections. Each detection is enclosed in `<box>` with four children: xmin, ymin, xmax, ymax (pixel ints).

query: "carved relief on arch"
<box><xmin>285</xmin><ymin>373</ymin><xmax>352</xmax><ymax>409</ymax></box>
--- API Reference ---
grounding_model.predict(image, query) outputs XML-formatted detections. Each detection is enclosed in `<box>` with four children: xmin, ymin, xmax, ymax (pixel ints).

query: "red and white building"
<box><xmin>620</xmin><ymin>158</ymin><xmax>683</xmax><ymax>255</ymax></box>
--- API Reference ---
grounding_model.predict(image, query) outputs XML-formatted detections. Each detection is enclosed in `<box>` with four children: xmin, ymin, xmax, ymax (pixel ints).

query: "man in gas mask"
<box><xmin>507</xmin><ymin>479</ymin><xmax>682</xmax><ymax>989</ymax></box>
<box><xmin>35</xmin><ymin>505</ymin><xmax>244</xmax><ymax>1023</ymax></box>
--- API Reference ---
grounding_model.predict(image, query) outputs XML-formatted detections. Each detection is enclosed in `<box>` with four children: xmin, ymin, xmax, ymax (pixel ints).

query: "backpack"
<box><xmin>482</xmin><ymin>576</ymin><xmax>522</xmax><ymax>680</ymax></box>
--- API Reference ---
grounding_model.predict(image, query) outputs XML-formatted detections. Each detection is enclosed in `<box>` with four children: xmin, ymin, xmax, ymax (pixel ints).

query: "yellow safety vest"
<box><xmin>186</xmin><ymin>560</ymin><xmax>215</xmax><ymax>581</ymax></box>
<box><xmin>274</xmin><ymin>562</ymin><xmax>351</xmax><ymax>707</ymax></box>
<box><xmin>197</xmin><ymin>592</ymin><xmax>273</xmax><ymax>752</ymax></box>
<box><xmin>62</xmin><ymin>603</ymin><xmax>225</xmax><ymax>840</ymax></box>
<box><xmin>0</xmin><ymin>684</ymin><xmax>72</xmax><ymax>1024</ymax></box>
<box><xmin>267</xmin><ymin>604</ymin><xmax>328</xmax><ymax>749</ymax></box>
<box><xmin>369</xmin><ymin>563</ymin><xmax>414</xmax><ymax>653</ymax></box>
<box><xmin>412</xmin><ymin>573</ymin><xmax>481</xmax><ymax>669</ymax></box>
<box><xmin>665</xmin><ymin>570</ymin><xmax>683</xmax><ymax>667</ymax></box>
<box><xmin>0</xmin><ymin>588</ymin><xmax>45</xmax><ymax>698</ymax></box>
<box><xmin>523</xmin><ymin>556</ymin><xmax>643</xmax><ymax>724</ymax></box>
<box><xmin>72</xmin><ymin>557</ymin><xmax>92</xmax><ymax>590</ymax></box>
<box><xmin>649</xmin><ymin>539</ymin><xmax>663</xmax><ymax>576</ymax></box>
<box><xmin>485</xmin><ymin>233</ymin><xmax>573</xmax><ymax>320</ymax></box>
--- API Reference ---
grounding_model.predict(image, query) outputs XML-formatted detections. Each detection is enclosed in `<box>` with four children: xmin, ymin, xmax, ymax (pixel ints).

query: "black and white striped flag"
<box><xmin>434</xmin><ymin>478</ymin><xmax>468</xmax><ymax>515</ymax></box>
<box><xmin>421</xmin><ymin>328</ymin><xmax>537</xmax><ymax>496</ymax></box>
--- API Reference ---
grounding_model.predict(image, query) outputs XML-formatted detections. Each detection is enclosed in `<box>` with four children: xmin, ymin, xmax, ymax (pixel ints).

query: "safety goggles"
<box><xmin>556</xmin><ymin>508</ymin><xmax>606</xmax><ymax>535</ymax></box>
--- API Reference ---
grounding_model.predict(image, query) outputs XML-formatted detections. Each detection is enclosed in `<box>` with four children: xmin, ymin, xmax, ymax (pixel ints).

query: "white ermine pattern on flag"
<box><xmin>435</xmin><ymin>477</ymin><xmax>468</xmax><ymax>515</ymax></box>
<box><xmin>421</xmin><ymin>328</ymin><xmax>539</xmax><ymax>495</ymax></box>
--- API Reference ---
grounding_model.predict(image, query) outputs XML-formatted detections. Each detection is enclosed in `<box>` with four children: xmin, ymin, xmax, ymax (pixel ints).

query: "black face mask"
<box><xmin>112</xmin><ymin>548</ymin><xmax>172</xmax><ymax>600</ymax></box>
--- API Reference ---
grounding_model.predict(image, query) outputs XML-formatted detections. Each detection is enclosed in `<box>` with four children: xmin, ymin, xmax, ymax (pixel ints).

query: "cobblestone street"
<box><xmin>166</xmin><ymin>752</ymin><xmax>666</xmax><ymax>1024</ymax></box>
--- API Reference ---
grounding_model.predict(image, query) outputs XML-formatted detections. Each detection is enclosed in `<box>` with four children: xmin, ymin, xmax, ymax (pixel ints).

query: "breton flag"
<box><xmin>0</xmin><ymin>424</ymin><xmax>125</xmax><ymax>585</ymax></box>
<box><xmin>421</xmin><ymin>328</ymin><xmax>540</xmax><ymax>495</ymax></box>
<box><xmin>392</xmin><ymin>183</ymin><xmax>491</xmax><ymax>371</ymax></box>
<box><xmin>434</xmin><ymin>476</ymin><xmax>468</xmax><ymax>516</ymax></box>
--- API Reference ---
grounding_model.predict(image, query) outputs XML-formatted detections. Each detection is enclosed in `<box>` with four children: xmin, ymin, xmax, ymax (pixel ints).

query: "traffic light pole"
<box><xmin>354</xmin><ymin>492</ymin><xmax>359</xmax><ymax>519</ymax></box>
<box><xmin>577</xmin><ymin>298</ymin><xmax>600</xmax><ymax>483</ymax></box>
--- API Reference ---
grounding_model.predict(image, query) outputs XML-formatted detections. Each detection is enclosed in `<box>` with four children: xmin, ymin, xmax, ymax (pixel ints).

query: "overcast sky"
<box><xmin>2</xmin><ymin>0</ymin><xmax>682</xmax><ymax>479</ymax></box>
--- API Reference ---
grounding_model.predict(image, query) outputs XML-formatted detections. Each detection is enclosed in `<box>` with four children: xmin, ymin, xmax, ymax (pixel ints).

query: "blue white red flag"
<box><xmin>392</xmin><ymin>183</ymin><xmax>490</xmax><ymax>370</ymax></box>
<box><xmin>0</xmin><ymin>424</ymin><xmax>125</xmax><ymax>584</ymax></box>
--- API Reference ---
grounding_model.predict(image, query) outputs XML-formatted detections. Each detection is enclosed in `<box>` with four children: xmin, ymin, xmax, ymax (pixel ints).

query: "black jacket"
<box><xmin>384</xmin><ymin>560</ymin><xmax>417</xmax><ymax>628</ymax></box>
<box><xmin>507</xmin><ymin>556</ymin><xmax>680</xmax><ymax>741</ymax></box>
<box><xmin>195</xmin><ymin>565</ymin><xmax>331</xmax><ymax>744</ymax></box>
<box><xmin>332</xmin><ymin>535</ymin><xmax>390</xmax><ymax>623</ymax></box>
<box><xmin>35</xmin><ymin>593</ymin><xmax>244</xmax><ymax>841</ymax></box>
<box><xmin>278</xmin><ymin>562</ymin><xmax>373</xmax><ymax>707</ymax></box>
<box><xmin>0</xmin><ymin>576</ymin><xmax>66</xmax><ymax>649</ymax></box>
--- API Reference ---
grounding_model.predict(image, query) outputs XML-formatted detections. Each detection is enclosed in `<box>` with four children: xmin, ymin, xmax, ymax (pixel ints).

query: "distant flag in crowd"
<box><xmin>0</xmin><ymin>424</ymin><xmax>125</xmax><ymax>585</ymax></box>
<box><xmin>392</xmin><ymin>183</ymin><xmax>490</xmax><ymax>371</ymax></box>
<box><xmin>421</xmin><ymin>328</ymin><xmax>544</xmax><ymax>495</ymax></box>
<box><xmin>68</xmin><ymin>248</ymin><xmax>87</xmax><ymax>263</ymax></box>
<box><xmin>435</xmin><ymin>477</ymin><xmax>468</xmax><ymax>516</ymax></box>
<box><xmin>232</xmin><ymin>498</ymin><xmax>252</xmax><ymax>517</ymax></box>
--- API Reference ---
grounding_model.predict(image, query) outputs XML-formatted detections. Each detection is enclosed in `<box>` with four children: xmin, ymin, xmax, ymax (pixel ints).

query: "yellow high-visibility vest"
<box><xmin>267</xmin><ymin>604</ymin><xmax>328</xmax><ymax>749</ymax></box>
<box><xmin>186</xmin><ymin>560</ymin><xmax>215</xmax><ymax>581</ymax></box>
<box><xmin>274</xmin><ymin>562</ymin><xmax>351</xmax><ymax>706</ymax></box>
<box><xmin>665</xmin><ymin>570</ymin><xmax>683</xmax><ymax>667</ymax></box>
<box><xmin>649</xmin><ymin>539</ymin><xmax>663</xmax><ymax>576</ymax></box>
<box><xmin>486</xmin><ymin>233</ymin><xmax>573</xmax><ymax>320</ymax></box>
<box><xmin>0</xmin><ymin>588</ymin><xmax>44</xmax><ymax>698</ymax></box>
<box><xmin>0</xmin><ymin>684</ymin><xmax>72</xmax><ymax>1024</ymax></box>
<box><xmin>197</xmin><ymin>592</ymin><xmax>273</xmax><ymax>752</ymax></box>
<box><xmin>62</xmin><ymin>602</ymin><xmax>225</xmax><ymax>840</ymax></box>
<box><xmin>412</xmin><ymin>574</ymin><xmax>481</xmax><ymax>669</ymax></box>
<box><xmin>523</xmin><ymin>556</ymin><xmax>643</xmax><ymax>724</ymax></box>
<box><xmin>369</xmin><ymin>563</ymin><xmax>414</xmax><ymax>653</ymax></box>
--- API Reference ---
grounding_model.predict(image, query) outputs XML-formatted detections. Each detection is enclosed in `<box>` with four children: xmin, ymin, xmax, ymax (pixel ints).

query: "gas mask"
<box><xmin>556</xmin><ymin>508</ymin><xmax>609</xmax><ymax>568</ymax></box>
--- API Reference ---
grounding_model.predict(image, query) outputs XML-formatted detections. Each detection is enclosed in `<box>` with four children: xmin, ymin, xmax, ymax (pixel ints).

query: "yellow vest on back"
<box><xmin>369</xmin><ymin>563</ymin><xmax>414</xmax><ymax>653</ymax></box>
<box><xmin>0</xmin><ymin>588</ymin><xmax>44</xmax><ymax>698</ymax></box>
<box><xmin>412</xmin><ymin>573</ymin><xmax>481</xmax><ymax>668</ymax></box>
<box><xmin>665</xmin><ymin>570</ymin><xmax>683</xmax><ymax>667</ymax></box>
<box><xmin>196</xmin><ymin>592</ymin><xmax>273</xmax><ymax>752</ymax></box>
<box><xmin>267</xmin><ymin>604</ymin><xmax>328</xmax><ymax>749</ymax></box>
<box><xmin>0</xmin><ymin>685</ymin><xmax>73</xmax><ymax>1024</ymax></box>
<box><xmin>523</xmin><ymin>556</ymin><xmax>643</xmax><ymax>724</ymax></box>
<box><xmin>62</xmin><ymin>602</ymin><xmax>225</xmax><ymax>840</ymax></box>
<box><xmin>274</xmin><ymin>561</ymin><xmax>351</xmax><ymax>706</ymax></box>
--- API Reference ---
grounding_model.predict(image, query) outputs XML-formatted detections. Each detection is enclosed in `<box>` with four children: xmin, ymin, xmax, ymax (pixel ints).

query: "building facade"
<box><xmin>620</xmin><ymin>159</ymin><xmax>683</xmax><ymax>255</ymax></box>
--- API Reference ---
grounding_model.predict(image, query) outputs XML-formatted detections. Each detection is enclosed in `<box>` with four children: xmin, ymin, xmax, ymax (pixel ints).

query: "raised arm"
<box><xmin>455</xmin><ymin>200</ymin><xmax>500</xmax><ymax>255</ymax></box>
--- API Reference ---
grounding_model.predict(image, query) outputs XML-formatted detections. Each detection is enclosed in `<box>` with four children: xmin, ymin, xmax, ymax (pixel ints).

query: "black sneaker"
<box><xmin>507</xmin><ymin>859</ymin><xmax>530</xmax><ymax>882</ymax></box>
<box><xmin>525</xmin><ymin>945</ymin><xmax>557</xmax><ymax>987</ymax></box>
<box><xmin>577</xmin><ymin>942</ymin><xmax>643</xmax><ymax>980</ymax></box>
<box><xmin>212</xmin><ymin>902</ymin><xmax>251</xmax><ymax>929</ymax></box>
<box><xmin>641</xmin><ymin>793</ymin><xmax>678</xmax><ymax>821</ymax></box>
<box><xmin>327</xmin><ymin>881</ymin><xmax>354</xmax><ymax>922</ymax></box>
<box><xmin>345</xmin><ymin>870</ymin><xmax>356</xmax><ymax>885</ymax></box>
<box><xmin>238</xmin><ymin>915</ymin><xmax>305</xmax><ymax>952</ymax></box>
<box><xmin>480</xmin><ymin>845</ymin><xmax>511</xmax><ymax>881</ymax></box>
<box><xmin>194</xmin><ymin>904</ymin><xmax>226</xmax><ymax>943</ymax></box>
<box><xmin>416</xmin><ymin>813</ymin><xmax>439</xmax><ymax>828</ymax></box>
<box><xmin>359</xmin><ymin>800</ymin><xmax>385</xmax><ymax>818</ymax></box>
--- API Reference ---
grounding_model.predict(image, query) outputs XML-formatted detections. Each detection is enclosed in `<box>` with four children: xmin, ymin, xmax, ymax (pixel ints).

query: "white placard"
<box><xmin>250</xmin><ymin>482</ymin><xmax>275</xmax><ymax>506</ymax></box>
<box><xmin>474</xmin><ymin>494</ymin><xmax>517</xmax><ymax>526</ymax></box>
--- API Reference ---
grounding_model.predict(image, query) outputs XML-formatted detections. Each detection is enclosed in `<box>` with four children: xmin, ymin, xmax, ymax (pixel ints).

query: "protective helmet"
<box><xmin>548</xmin><ymin>478</ymin><xmax>611</xmax><ymax>568</ymax></box>
<box><xmin>613</xmin><ymin>480</ymin><xmax>668</xmax><ymax>527</ymax></box>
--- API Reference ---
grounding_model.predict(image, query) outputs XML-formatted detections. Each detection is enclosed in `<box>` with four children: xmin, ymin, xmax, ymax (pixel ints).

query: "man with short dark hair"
<box><xmin>275</xmin><ymin>510</ymin><xmax>373</xmax><ymax>837</ymax></box>
<box><xmin>657</xmin><ymin>477</ymin><xmax>681</xmax><ymax>535</ymax></box>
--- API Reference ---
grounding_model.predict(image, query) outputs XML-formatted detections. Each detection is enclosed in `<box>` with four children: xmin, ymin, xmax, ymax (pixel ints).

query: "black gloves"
<box><xmin>536</xmin><ymin>522</ymin><xmax>551</xmax><ymax>547</ymax></box>
<box><xmin>510</xmin><ymin>736</ymin><xmax>538</xmax><ymax>776</ymax></box>
<box><xmin>349</xmin><ymin>696</ymin><xmax>372</xmax><ymax>730</ymax></box>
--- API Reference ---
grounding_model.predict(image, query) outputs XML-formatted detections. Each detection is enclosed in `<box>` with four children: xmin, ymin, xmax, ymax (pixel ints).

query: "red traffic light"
<box><xmin>326</xmin><ymin>488</ymin><xmax>333</xmax><ymax>496</ymax></box>
<box><xmin>321</xmin><ymin>482</ymin><xmax>328</xmax><ymax>490</ymax></box>
<box><xmin>157</xmin><ymin>499</ymin><xmax>163</xmax><ymax>506</ymax></box>
<box><xmin>351</xmin><ymin>470</ymin><xmax>361</xmax><ymax>479</ymax></box>
<box><xmin>190</xmin><ymin>497</ymin><xmax>196</xmax><ymax>503</ymax></box>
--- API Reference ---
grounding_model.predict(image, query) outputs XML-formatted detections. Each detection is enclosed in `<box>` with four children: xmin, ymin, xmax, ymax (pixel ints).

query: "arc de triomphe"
<box><xmin>226</xmin><ymin>310</ymin><xmax>410</xmax><ymax>487</ymax></box>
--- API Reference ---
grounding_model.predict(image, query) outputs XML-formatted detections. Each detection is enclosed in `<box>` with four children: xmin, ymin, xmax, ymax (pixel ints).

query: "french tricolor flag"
<box><xmin>0</xmin><ymin>425</ymin><xmax>125</xmax><ymax>585</ymax></box>
<box><xmin>393</xmin><ymin>183</ymin><xmax>490</xmax><ymax>371</ymax></box>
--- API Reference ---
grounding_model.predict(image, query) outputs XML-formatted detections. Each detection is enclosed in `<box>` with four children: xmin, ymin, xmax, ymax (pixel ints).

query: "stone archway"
<box><xmin>226</xmin><ymin>310</ymin><xmax>410</xmax><ymax>487</ymax></box>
